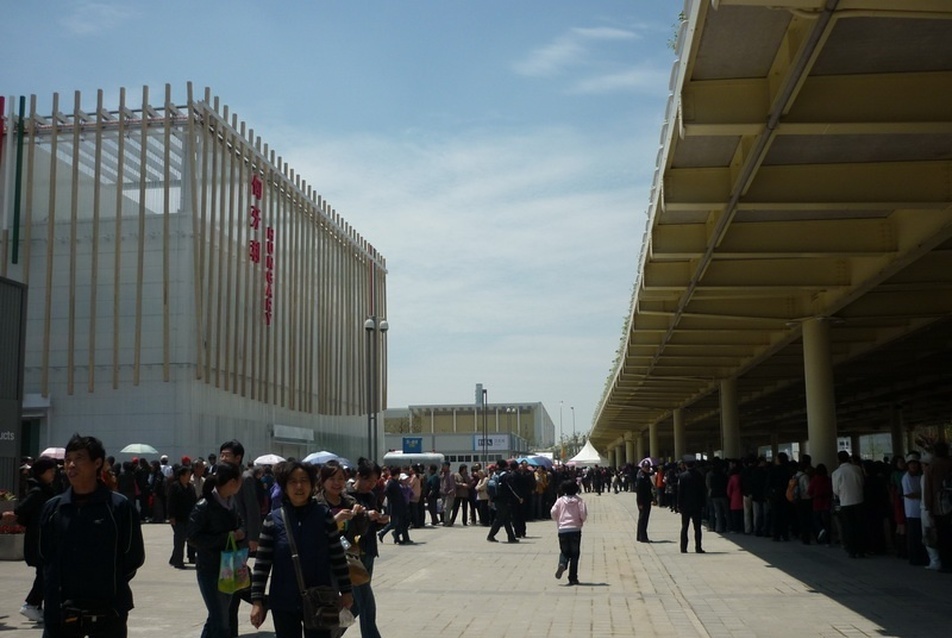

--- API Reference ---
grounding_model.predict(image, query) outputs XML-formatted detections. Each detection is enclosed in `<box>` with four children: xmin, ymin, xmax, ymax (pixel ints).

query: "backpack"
<box><xmin>785</xmin><ymin>475</ymin><xmax>800</xmax><ymax>503</ymax></box>
<box><xmin>486</xmin><ymin>473</ymin><xmax>500</xmax><ymax>499</ymax></box>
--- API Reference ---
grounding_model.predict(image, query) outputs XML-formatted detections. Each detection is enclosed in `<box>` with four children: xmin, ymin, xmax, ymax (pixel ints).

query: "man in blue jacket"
<box><xmin>39</xmin><ymin>434</ymin><xmax>145</xmax><ymax>637</ymax></box>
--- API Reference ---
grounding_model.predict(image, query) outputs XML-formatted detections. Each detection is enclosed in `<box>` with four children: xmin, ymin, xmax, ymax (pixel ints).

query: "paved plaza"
<box><xmin>2</xmin><ymin>491</ymin><xmax>949</xmax><ymax>638</ymax></box>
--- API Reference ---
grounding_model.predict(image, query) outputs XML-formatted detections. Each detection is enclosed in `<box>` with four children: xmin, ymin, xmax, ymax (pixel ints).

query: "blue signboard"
<box><xmin>403</xmin><ymin>437</ymin><xmax>423</xmax><ymax>454</ymax></box>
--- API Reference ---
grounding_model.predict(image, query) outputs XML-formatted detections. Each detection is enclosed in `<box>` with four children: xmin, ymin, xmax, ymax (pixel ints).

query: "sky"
<box><xmin>4</xmin><ymin>1</ymin><xmax>681</xmax><ymax>443</ymax></box>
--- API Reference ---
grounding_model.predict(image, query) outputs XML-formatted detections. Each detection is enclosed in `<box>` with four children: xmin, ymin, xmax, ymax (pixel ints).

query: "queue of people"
<box><xmin>629</xmin><ymin>444</ymin><xmax>952</xmax><ymax>574</ymax></box>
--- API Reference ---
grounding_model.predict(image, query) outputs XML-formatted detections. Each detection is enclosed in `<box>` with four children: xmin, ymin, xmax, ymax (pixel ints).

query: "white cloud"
<box><xmin>512</xmin><ymin>35</ymin><xmax>587</xmax><ymax>77</ymax></box>
<box><xmin>513</xmin><ymin>24</ymin><xmax>668</xmax><ymax>97</ymax></box>
<box><xmin>571</xmin><ymin>67</ymin><xmax>671</xmax><ymax>95</ymax></box>
<box><xmin>272</xmin><ymin>122</ymin><xmax>656</xmax><ymax>427</ymax></box>
<box><xmin>512</xmin><ymin>25</ymin><xmax>641</xmax><ymax>78</ymax></box>
<box><xmin>59</xmin><ymin>2</ymin><xmax>135</xmax><ymax>36</ymax></box>
<box><xmin>572</xmin><ymin>26</ymin><xmax>640</xmax><ymax>41</ymax></box>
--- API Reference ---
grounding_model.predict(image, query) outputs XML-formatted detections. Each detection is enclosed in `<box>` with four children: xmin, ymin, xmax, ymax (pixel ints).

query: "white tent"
<box><xmin>567</xmin><ymin>440</ymin><xmax>610</xmax><ymax>466</ymax></box>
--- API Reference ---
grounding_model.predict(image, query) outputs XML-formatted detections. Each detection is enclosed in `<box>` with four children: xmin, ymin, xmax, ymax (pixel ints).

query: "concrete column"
<box><xmin>625</xmin><ymin>433</ymin><xmax>635</xmax><ymax>465</ymax></box>
<box><xmin>850</xmin><ymin>434</ymin><xmax>861</xmax><ymax>458</ymax></box>
<box><xmin>720</xmin><ymin>378</ymin><xmax>741</xmax><ymax>459</ymax></box>
<box><xmin>889</xmin><ymin>407</ymin><xmax>904</xmax><ymax>460</ymax></box>
<box><xmin>802</xmin><ymin>317</ymin><xmax>839</xmax><ymax>470</ymax></box>
<box><xmin>636</xmin><ymin>432</ymin><xmax>645</xmax><ymax>462</ymax></box>
<box><xmin>770</xmin><ymin>431</ymin><xmax>780</xmax><ymax>461</ymax></box>
<box><xmin>615</xmin><ymin>445</ymin><xmax>624</xmax><ymax>468</ymax></box>
<box><xmin>673</xmin><ymin>408</ymin><xmax>685</xmax><ymax>460</ymax></box>
<box><xmin>649</xmin><ymin>422</ymin><xmax>660</xmax><ymax>461</ymax></box>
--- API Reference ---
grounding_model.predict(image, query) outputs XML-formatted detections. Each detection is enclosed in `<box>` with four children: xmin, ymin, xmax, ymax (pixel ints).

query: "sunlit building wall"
<box><xmin>0</xmin><ymin>85</ymin><xmax>387</xmax><ymax>462</ymax></box>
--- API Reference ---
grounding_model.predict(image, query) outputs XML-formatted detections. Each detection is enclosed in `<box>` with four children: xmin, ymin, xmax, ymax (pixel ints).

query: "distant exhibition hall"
<box><xmin>0</xmin><ymin>84</ymin><xmax>388</xmax><ymax>476</ymax></box>
<box><xmin>592</xmin><ymin>0</ymin><xmax>952</xmax><ymax>470</ymax></box>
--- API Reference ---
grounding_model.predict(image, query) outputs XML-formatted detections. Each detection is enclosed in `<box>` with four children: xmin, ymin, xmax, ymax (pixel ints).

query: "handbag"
<box><xmin>218</xmin><ymin>532</ymin><xmax>251</xmax><ymax>594</ymax></box>
<box><xmin>283</xmin><ymin>506</ymin><xmax>341</xmax><ymax>630</ymax></box>
<box><xmin>346</xmin><ymin>551</ymin><xmax>371</xmax><ymax>586</ymax></box>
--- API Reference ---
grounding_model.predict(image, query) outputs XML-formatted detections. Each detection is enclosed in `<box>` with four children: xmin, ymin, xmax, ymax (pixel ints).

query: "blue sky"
<box><xmin>5</xmin><ymin>1</ymin><xmax>680</xmax><ymax>442</ymax></box>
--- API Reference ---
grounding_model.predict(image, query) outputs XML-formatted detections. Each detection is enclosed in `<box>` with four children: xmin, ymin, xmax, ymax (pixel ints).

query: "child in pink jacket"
<box><xmin>550</xmin><ymin>479</ymin><xmax>588</xmax><ymax>585</ymax></box>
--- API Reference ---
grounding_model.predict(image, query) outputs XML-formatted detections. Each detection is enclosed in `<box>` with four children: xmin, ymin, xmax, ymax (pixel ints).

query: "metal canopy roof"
<box><xmin>591</xmin><ymin>0</ymin><xmax>952</xmax><ymax>453</ymax></box>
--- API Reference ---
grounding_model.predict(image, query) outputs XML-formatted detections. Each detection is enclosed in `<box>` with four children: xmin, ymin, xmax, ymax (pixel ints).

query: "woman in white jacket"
<box><xmin>550</xmin><ymin>479</ymin><xmax>588</xmax><ymax>585</ymax></box>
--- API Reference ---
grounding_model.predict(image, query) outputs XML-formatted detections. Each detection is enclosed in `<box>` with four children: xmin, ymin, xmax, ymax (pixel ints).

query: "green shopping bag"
<box><xmin>218</xmin><ymin>532</ymin><xmax>251</xmax><ymax>593</ymax></box>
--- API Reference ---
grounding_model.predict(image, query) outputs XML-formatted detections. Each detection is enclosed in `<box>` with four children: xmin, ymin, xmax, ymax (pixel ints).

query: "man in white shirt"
<box><xmin>902</xmin><ymin>455</ymin><xmax>929</xmax><ymax>566</ymax></box>
<box><xmin>832</xmin><ymin>451</ymin><xmax>865</xmax><ymax>558</ymax></box>
<box><xmin>159</xmin><ymin>455</ymin><xmax>173</xmax><ymax>479</ymax></box>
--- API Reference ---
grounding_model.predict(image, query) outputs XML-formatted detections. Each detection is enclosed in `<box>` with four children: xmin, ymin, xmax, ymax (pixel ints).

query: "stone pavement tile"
<box><xmin>2</xmin><ymin>491</ymin><xmax>951</xmax><ymax>637</ymax></box>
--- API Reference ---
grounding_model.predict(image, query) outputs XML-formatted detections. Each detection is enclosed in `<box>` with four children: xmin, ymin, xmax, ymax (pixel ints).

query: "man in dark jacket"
<box><xmin>8</xmin><ymin>456</ymin><xmax>58</xmax><ymax>623</ymax></box>
<box><xmin>487</xmin><ymin>460</ymin><xmax>522</xmax><ymax>543</ymax></box>
<box><xmin>767</xmin><ymin>452</ymin><xmax>792</xmax><ymax>541</ymax></box>
<box><xmin>677</xmin><ymin>455</ymin><xmax>707</xmax><ymax>554</ymax></box>
<box><xmin>635</xmin><ymin>459</ymin><xmax>655</xmax><ymax>543</ymax></box>
<box><xmin>167</xmin><ymin>465</ymin><xmax>198</xmax><ymax>569</ymax></box>
<box><xmin>38</xmin><ymin>434</ymin><xmax>145</xmax><ymax>635</ymax></box>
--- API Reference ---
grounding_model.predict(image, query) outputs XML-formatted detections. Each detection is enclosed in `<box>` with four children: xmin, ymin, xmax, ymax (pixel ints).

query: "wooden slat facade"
<box><xmin>0</xmin><ymin>84</ymin><xmax>387</xmax><ymax>418</ymax></box>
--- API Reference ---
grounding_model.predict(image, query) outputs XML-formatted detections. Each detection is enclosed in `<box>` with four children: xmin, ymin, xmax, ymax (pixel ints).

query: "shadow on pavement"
<box><xmin>724</xmin><ymin>531</ymin><xmax>952</xmax><ymax>636</ymax></box>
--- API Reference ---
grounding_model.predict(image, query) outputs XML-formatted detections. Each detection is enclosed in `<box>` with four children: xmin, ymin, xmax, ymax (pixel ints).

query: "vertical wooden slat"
<box><xmin>133</xmin><ymin>86</ymin><xmax>149</xmax><ymax>386</ymax></box>
<box><xmin>308</xmin><ymin>192</ymin><xmax>322</xmax><ymax>414</ymax></box>
<box><xmin>41</xmin><ymin>92</ymin><xmax>59</xmax><ymax>397</ymax></box>
<box><xmin>112</xmin><ymin>88</ymin><xmax>126</xmax><ymax>389</ymax></box>
<box><xmin>279</xmin><ymin>158</ymin><xmax>286</xmax><ymax>407</ymax></box>
<box><xmin>162</xmin><ymin>84</ymin><xmax>172</xmax><ymax>382</ymax></box>
<box><xmin>233</xmin><ymin>120</ymin><xmax>247</xmax><ymax>396</ymax></box>
<box><xmin>291</xmin><ymin>178</ymin><xmax>301</xmax><ymax>410</ymax></box>
<box><xmin>22</xmin><ymin>96</ymin><xmax>37</xmax><ymax>288</ymax></box>
<box><xmin>205</xmin><ymin>95</ymin><xmax>220</xmax><ymax>385</ymax></box>
<box><xmin>285</xmin><ymin>173</ymin><xmax>294</xmax><ymax>409</ymax></box>
<box><xmin>198</xmin><ymin>88</ymin><xmax>213</xmax><ymax>382</ymax></box>
<box><xmin>296</xmin><ymin>184</ymin><xmax>303</xmax><ymax>411</ymax></box>
<box><xmin>182</xmin><ymin>82</ymin><xmax>205</xmax><ymax>379</ymax></box>
<box><xmin>67</xmin><ymin>91</ymin><xmax>82</xmax><ymax>396</ymax></box>
<box><xmin>213</xmin><ymin>104</ymin><xmax>228</xmax><ymax>388</ymax></box>
<box><xmin>222</xmin><ymin>111</ymin><xmax>237</xmax><ymax>392</ymax></box>
<box><xmin>88</xmin><ymin>90</ymin><xmax>104</xmax><ymax>393</ymax></box>
<box><xmin>277</xmin><ymin>159</ymin><xmax>287</xmax><ymax>408</ymax></box>
<box><xmin>315</xmin><ymin>203</ymin><xmax>323</xmax><ymax>414</ymax></box>
<box><xmin>334</xmin><ymin>213</ymin><xmax>344</xmax><ymax>413</ymax></box>
<box><xmin>302</xmin><ymin>184</ymin><xmax>310</xmax><ymax>411</ymax></box>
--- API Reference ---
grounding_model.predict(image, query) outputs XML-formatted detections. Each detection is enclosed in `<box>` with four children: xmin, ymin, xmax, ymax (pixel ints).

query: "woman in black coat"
<box><xmin>11</xmin><ymin>457</ymin><xmax>59</xmax><ymax>622</ymax></box>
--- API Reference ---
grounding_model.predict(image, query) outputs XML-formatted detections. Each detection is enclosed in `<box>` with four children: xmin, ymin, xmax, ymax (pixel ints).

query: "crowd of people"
<box><xmin>6</xmin><ymin>435</ymin><xmax>951</xmax><ymax>637</ymax></box>
<box><xmin>626</xmin><ymin>445</ymin><xmax>952</xmax><ymax>572</ymax></box>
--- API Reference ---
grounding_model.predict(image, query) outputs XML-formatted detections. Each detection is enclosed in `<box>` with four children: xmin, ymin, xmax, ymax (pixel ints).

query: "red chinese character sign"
<box><xmin>247</xmin><ymin>174</ymin><xmax>275</xmax><ymax>327</ymax></box>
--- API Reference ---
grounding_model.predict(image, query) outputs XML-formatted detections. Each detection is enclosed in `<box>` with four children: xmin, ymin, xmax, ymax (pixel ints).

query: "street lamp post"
<box><xmin>506</xmin><ymin>406</ymin><xmax>517</xmax><ymax>458</ymax></box>
<box><xmin>571</xmin><ymin>406</ymin><xmax>576</xmax><ymax>456</ymax></box>
<box><xmin>476</xmin><ymin>384</ymin><xmax>488</xmax><ymax>466</ymax></box>
<box><xmin>364</xmin><ymin>316</ymin><xmax>388</xmax><ymax>461</ymax></box>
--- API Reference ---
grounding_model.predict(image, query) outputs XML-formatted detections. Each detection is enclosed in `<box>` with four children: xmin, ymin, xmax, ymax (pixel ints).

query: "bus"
<box><xmin>381</xmin><ymin>451</ymin><xmax>445</xmax><ymax>469</ymax></box>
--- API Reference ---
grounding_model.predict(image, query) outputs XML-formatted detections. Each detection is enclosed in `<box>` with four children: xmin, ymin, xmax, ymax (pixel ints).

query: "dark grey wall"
<box><xmin>0</xmin><ymin>276</ymin><xmax>27</xmax><ymax>495</ymax></box>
